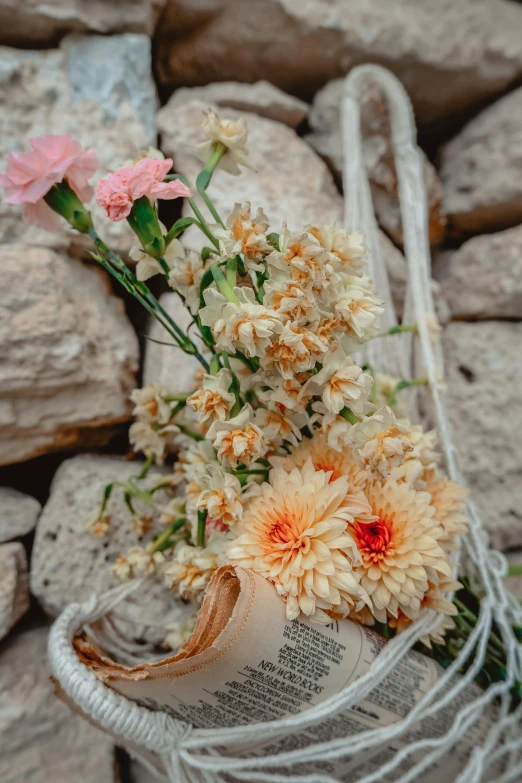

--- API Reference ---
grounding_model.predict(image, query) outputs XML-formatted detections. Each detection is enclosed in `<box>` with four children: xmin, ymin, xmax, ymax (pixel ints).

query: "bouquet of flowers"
<box><xmin>2</xmin><ymin>110</ymin><xmax>520</xmax><ymax>701</ymax></box>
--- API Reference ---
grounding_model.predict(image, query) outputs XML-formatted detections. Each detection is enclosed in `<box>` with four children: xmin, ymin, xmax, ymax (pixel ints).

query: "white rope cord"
<box><xmin>48</xmin><ymin>65</ymin><xmax>522</xmax><ymax>783</ymax></box>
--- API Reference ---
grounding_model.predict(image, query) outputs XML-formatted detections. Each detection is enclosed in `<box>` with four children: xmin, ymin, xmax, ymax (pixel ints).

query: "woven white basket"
<box><xmin>48</xmin><ymin>65</ymin><xmax>522</xmax><ymax>783</ymax></box>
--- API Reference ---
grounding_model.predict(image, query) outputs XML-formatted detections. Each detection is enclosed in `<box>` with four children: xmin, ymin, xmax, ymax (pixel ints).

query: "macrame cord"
<box><xmin>48</xmin><ymin>65</ymin><xmax>522</xmax><ymax>783</ymax></box>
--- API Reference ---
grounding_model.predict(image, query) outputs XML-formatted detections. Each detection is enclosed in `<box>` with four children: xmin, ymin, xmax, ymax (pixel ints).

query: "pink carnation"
<box><xmin>0</xmin><ymin>134</ymin><xmax>99</xmax><ymax>230</ymax></box>
<box><xmin>96</xmin><ymin>158</ymin><xmax>192</xmax><ymax>222</ymax></box>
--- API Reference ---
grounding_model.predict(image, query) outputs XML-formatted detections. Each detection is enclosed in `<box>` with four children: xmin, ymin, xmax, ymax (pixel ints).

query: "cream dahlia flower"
<box><xmin>311</xmin><ymin>345</ymin><xmax>373</xmax><ymax>415</ymax></box>
<box><xmin>187</xmin><ymin>369</ymin><xmax>235</xmax><ymax>423</ymax></box>
<box><xmin>207</xmin><ymin>404</ymin><xmax>266</xmax><ymax>468</ymax></box>
<box><xmin>309</xmin><ymin>225</ymin><xmax>367</xmax><ymax>274</ymax></box>
<box><xmin>389</xmin><ymin>575</ymin><xmax>462</xmax><ymax>648</ymax></box>
<box><xmin>350</xmin><ymin>406</ymin><xmax>413</xmax><ymax>480</ymax></box>
<box><xmin>273</xmin><ymin>431</ymin><xmax>370</xmax><ymax>489</ymax></box>
<box><xmin>197</xmin><ymin>465</ymin><xmax>244</xmax><ymax>526</ymax></box>
<box><xmin>226</xmin><ymin>459</ymin><xmax>373</xmax><ymax>623</ymax></box>
<box><xmin>423</xmin><ymin>468</ymin><xmax>468</xmax><ymax>549</ymax></box>
<box><xmin>196</xmin><ymin>108</ymin><xmax>253</xmax><ymax>175</ymax></box>
<box><xmin>214</xmin><ymin>202</ymin><xmax>271</xmax><ymax>260</ymax></box>
<box><xmin>349</xmin><ymin>479</ymin><xmax>452</xmax><ymax>623</ymax></box>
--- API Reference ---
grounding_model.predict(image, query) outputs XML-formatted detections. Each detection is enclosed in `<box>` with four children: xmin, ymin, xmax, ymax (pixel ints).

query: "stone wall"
<box><xmin>1</xmin><ymin>1</ymin><xmax>522</xmax><ymax>780</ymax></box>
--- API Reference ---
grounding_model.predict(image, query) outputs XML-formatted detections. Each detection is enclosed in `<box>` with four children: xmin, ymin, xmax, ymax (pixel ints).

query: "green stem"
<box><xmin>211</xmin><ymin>264</ymin><xmax>240</xmax><ymax>304</ymax></box>
<box><xmin>226</xmin><ymin>256</ymin><xmax>238</xmax><ymax>287</ymax></box>
<box><xmin>178</xmin><ymin>424</ymin><xmax>204</xmax><ymax>442</ymax></box>
<box><xmin>149</xmin><ymin>517</ymin><xmax>188</xmax><ymax>554</ymax></box>
<box><xmin>340</xmin><ymin>407</ymin><xmax>359</xmax><ymax>425</ymax></box>
<box><xmin>372</xmin><ymin>323</ymin><xmax>419</xmax><ymax>339</ymax></box>
<box><xmin>136</xmin><ymin>456</ymin><xmax>153</xmax><ymax>480</ymax></box>
<box><xmin>196</xmin><ymin>509</ymin><xmax>207</xmax><ymax>548</ymax></box>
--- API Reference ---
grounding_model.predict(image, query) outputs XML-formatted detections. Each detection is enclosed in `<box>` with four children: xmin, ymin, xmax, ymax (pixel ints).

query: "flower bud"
<box><xmin>126</xmin><ymin>195</ymin><xmax>166</xmax><ymax>259</ymax></box>
<box><xmin>44</xmin><ymin>181</ymin><xmax>93</xmax><ymax>234</ymax></box>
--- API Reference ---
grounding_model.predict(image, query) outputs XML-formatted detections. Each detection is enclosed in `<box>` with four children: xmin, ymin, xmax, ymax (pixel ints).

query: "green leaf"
<box><xmin>165</xmin><ymin>216</ymin><xmax>198</xmax><ymax>246</ymax></box>
<box><xmin>267</xmin><ymin>232</ymin><xmax>280</xmax><ymax>251</ymax></box>
<box><xmin>196</xmin><ymin>169</ymin><xmax>212</xmax><ymax>193</ymax></box>
<box><xmin>201</xmin><ymin>246</ymin><xmax>215</xmax><ymax>262</ymax></box>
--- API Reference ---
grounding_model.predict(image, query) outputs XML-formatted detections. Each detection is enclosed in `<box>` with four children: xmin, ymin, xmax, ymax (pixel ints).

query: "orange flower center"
<box><xmin>268</xmin><ymin>512</ymin><xmax>308</xmax><ymax>552</ymax></box>
<box><xmin>313</xmin><ymin>460</ymin><xmax>342</xmax><ymax>482</ymax></box>
<box><xmin>353</xmin><ymin>519</ymin><xmax>393</xmax><ymax>563</ymax></box>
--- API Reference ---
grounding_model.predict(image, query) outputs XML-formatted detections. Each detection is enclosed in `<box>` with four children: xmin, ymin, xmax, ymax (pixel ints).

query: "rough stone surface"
<box><xmin>171</xmin><ymin>80</ymin><xmax>309</xmax><ymax>128</ymax></box>
<box><xmin>443</xmin><ymin>322</ymin><xmax>522</xmax><ymax>551</ymax></box>
<box><xmin>0</xmin><ymin>36</ymin><xmax>156</xmax><ymax>257</ymax></box>
<box><xmin>441</xmin><ymin>86</ymin><xmax>522</xmax><ymax>237</ymax></box>
<box><xmin>31</xmin><ymin>454</ymin><xmax>193</xmax><ymax>645</ymax></box>
<box><xmin>307</xmin><ymin>78</ymin><xmax>446</xmax><ymax>247</ymax></box>
<box><xmin>0</xmin><ymin>542</ymin><xmax>29</xmax><ymax>640</ymax></box>
<box><xmin>0</xmin><ymin>0</ymin><xmax>164</xmax><ymax>45</ymax></box>
<box><xmin>143</xmin><ymin>293</ymin><xmax>201</xmax><ymax>393</ymax></box>
<box><xmin>435</xmin><ymin>225</ymin><xmax>522</xmax><ymax>319</ymax></box>
<box><xmin>0</xmin><ymin>246</ymin><xmax>139</xmax><ymax>466</ymax></box>
<box><xmin>159</xmin><ymin>97</ymin><xmax>410</xmax><ymax>318</ymax></box>
<box><xmin>0</xmin><ymin>487</ymin><xmax>41</xmax><ymax>543</ymax></box>
<box><xmin>0</xmin><ymin>625</ymin><xmax>117</xmax><ymax>782</ymax></box>
<box><xmin>156</xmin><ymin>0</ymin><xmax>522</xmax><ymax>128</ymax></box>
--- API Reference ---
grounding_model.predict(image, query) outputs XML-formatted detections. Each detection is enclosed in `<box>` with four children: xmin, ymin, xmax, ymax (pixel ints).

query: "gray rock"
<box><xmin>441</xmin><ymin>86</ymin><xmax>522</xmax><ymax>237</ymax></box>
<box><xmin>156</xmin><ymin>0</ymin><xmax>522</xmax><ymax>128</ymax></box>
<box><xmin>307</xmin><ymin>78</ymin><xmax>446</xmax><ymax>247</ymax></box>
<box><xmin>0</xmin><ymin>542</ymin><xmax>29</xmax><ymax>640</ymax></box>
<box><xmin>0</xmin><ymin>487</ymin><xmax>41</xmax><ymax>543</ymax></box>
<box><xmin>0</xmin><ymin>37</ymin><xmax>156</xmax><ymax>257</ymax></box>
<box><xmin>0</xmin><ymin>625</ymin><xmax>117</xmax><ymax>782</ymax></box>
<box><xmin>0</xmin><ymin>0</ymin><xmax>164</xmax><ymax>45</ymax></box>
<box><xmin>443</xmin><ymin>322</ymin><xmax>522</xmax><ymax>551</ymax></box>
<box><xmin>159</xmin><ymin>96</ymin><xmax>407</xmax><ymax>303</ymax></box>
<box><xmin>63</xmin><ymin>34</ymin><xmax>157</xmax><ymax>144</ymax></box>
<box><xmin>435</xmin><ymin>225</ymin><xmax>522</xmax><ymax>319</ymax></box>
<box><xmin>143</xmin><ymin>293</ymin><xmax>201</xmax><ymax>393</ymax></box>
<box><xmin>31</xmin><ymin>454</ymin><xmax>193</xmax><ymax>646</ymax></box>
<box><xmin>0</xmin><ymin>246</ymin><xmax>138</xmax><ymax>466</ymax></box>
<box><xmin>171</xmin><ymin>80</ymin><xmax>308</xmax><ymax>128</ymax></box>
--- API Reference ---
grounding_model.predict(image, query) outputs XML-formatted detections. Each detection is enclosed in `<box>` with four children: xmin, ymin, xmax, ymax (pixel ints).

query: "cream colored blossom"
<box><xmin>187</xmin><ymin>369</ymin><xmax>235</xmax><ymax>423</ymax></box>
<box><xmin>350</xmin><ymin>406</ymin><xmax>413</xmax><ymax>480</ymax></box>
<box><xmin>309</xmin><ymin>225</ymin><xmax>367</xmax><ymax>274</ymax></box>
<box><xmin>423</xmin><ymin>469</ymin><xmax>468</xmax><ymax>549</ymax></box>
<box><xmin>195</xmin><ymin>109</ymin><xmax>253</xmax><ymax>175</ymax></box>
<box><xmin>130</xmin><ymin>234</ymin><xmax>184</xmax><ymax>282</ymax></box>
<box><xmin>85</xmin><ymin>515</ymin><xmax>111</xmax><ymax>537</ymax></box>
<box><xmin>168</xmin><ymin>247</ymin><xmax>206</xmax><ymax>314</ymax></box>
<box><xmin>214</xmin><ymin>202</ymin><xmax>271</xmax><ymax>261</ymax></box>
<box><xmin>273</xmin><ymin>431</ymin><xmax>370</xmax><ymax>489</ymax></box>
<box><xmin>268</xmin><ymin>225</ymin><xmax>336</xmax><ymax>292</ymax></box>
<box><xmin>389</xmin><ymin>575</ymin><xmax>462</xmax><ymax>648</ymax></box>
<box><xmin>257</xmin><ymin>375</ymin><xmax>313</xmax><ymax>415</ymax></box>
<box><xmin>310</xmin><ymin>345</ymin><xmax>373</xmax><ymax>415</ymax></box>
<box><xmin>164</xmin><ymin>533</ymin><xmax>228</xmax><ymax>603</ymax></box>
<box><xmin>262</xmin><ymin>321</ymin><xmax>327</xmax><ymax>379</ymax></box>
<box><xmin>390</xmin><ymin>425</ymin><xmax>440</xmax><ymax>487</ymax></box>
<box><xmin>130</xmin><ymin>383</ymin><xmax>173</xmax><ymax>425</ymax></box>
<box><xmin>163</xmin><ymin>615</ymin><xmax>198</xmax><ymax>651</ymax></box>
<box><xmin>334</xmin><ymin>279</ymin><xmax>384</xmax><ymax>341</ymax></box>
<box><xmin>263</xmin><ymin>276</ymin><xmax>318</xmax><ymax>326</ymax></box>
<box><xmin>349</xmin><ymin>479</ymin><xmax>452</xmax><ymax>623</ymax></box>
<box><xmin>129</xmin><ymin>514</ymin><xmax>153</xmax><ymax>536</ymax></box>
<box><xmin>200</xmin><ymin>286</ymin><xmax>283</xmax><ymax>358</ymax></box>
<box><xmin>129</xmin><ymin>420</ymin><xmax>179</xmax><ymax>464</ymax></box>
<box><xmin>254</xmin><ymin>406</ymin><xmax>303</xmax><ymax>447</ymax></box>
<box><xmin>111</xmin><ymin>554</ymin><xmax>132</xmax><ymax>580</ymax></box>
<box><xmin>227</xmin><ymin>460</ymin><xmax>372</xmax><ymax>623</ymax></box>
<box><xmin>197</xmin><ymin>465</ymin><xmax>244</xmax><ymax>526</ymax></box>
<box><xmin>207</xmin><ymin>404</ymin><xmax>266</xmax><ymax>468</ymax></box>
<box><xmin>115</xmin><ymin>546</ymin><xmax>156</xmax><ymax>578</ymax></box>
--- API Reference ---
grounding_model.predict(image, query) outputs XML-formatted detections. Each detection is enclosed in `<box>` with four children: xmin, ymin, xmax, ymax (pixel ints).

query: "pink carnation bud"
<box><xmin>96</xmin><ymin>158</ymin><xmax>192</xmax><ymax>222</ymax></box>
<box><xmin>0</xmin><ymin>134</ymin><xmax>99</xmax><ymax>230</ymax></box>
